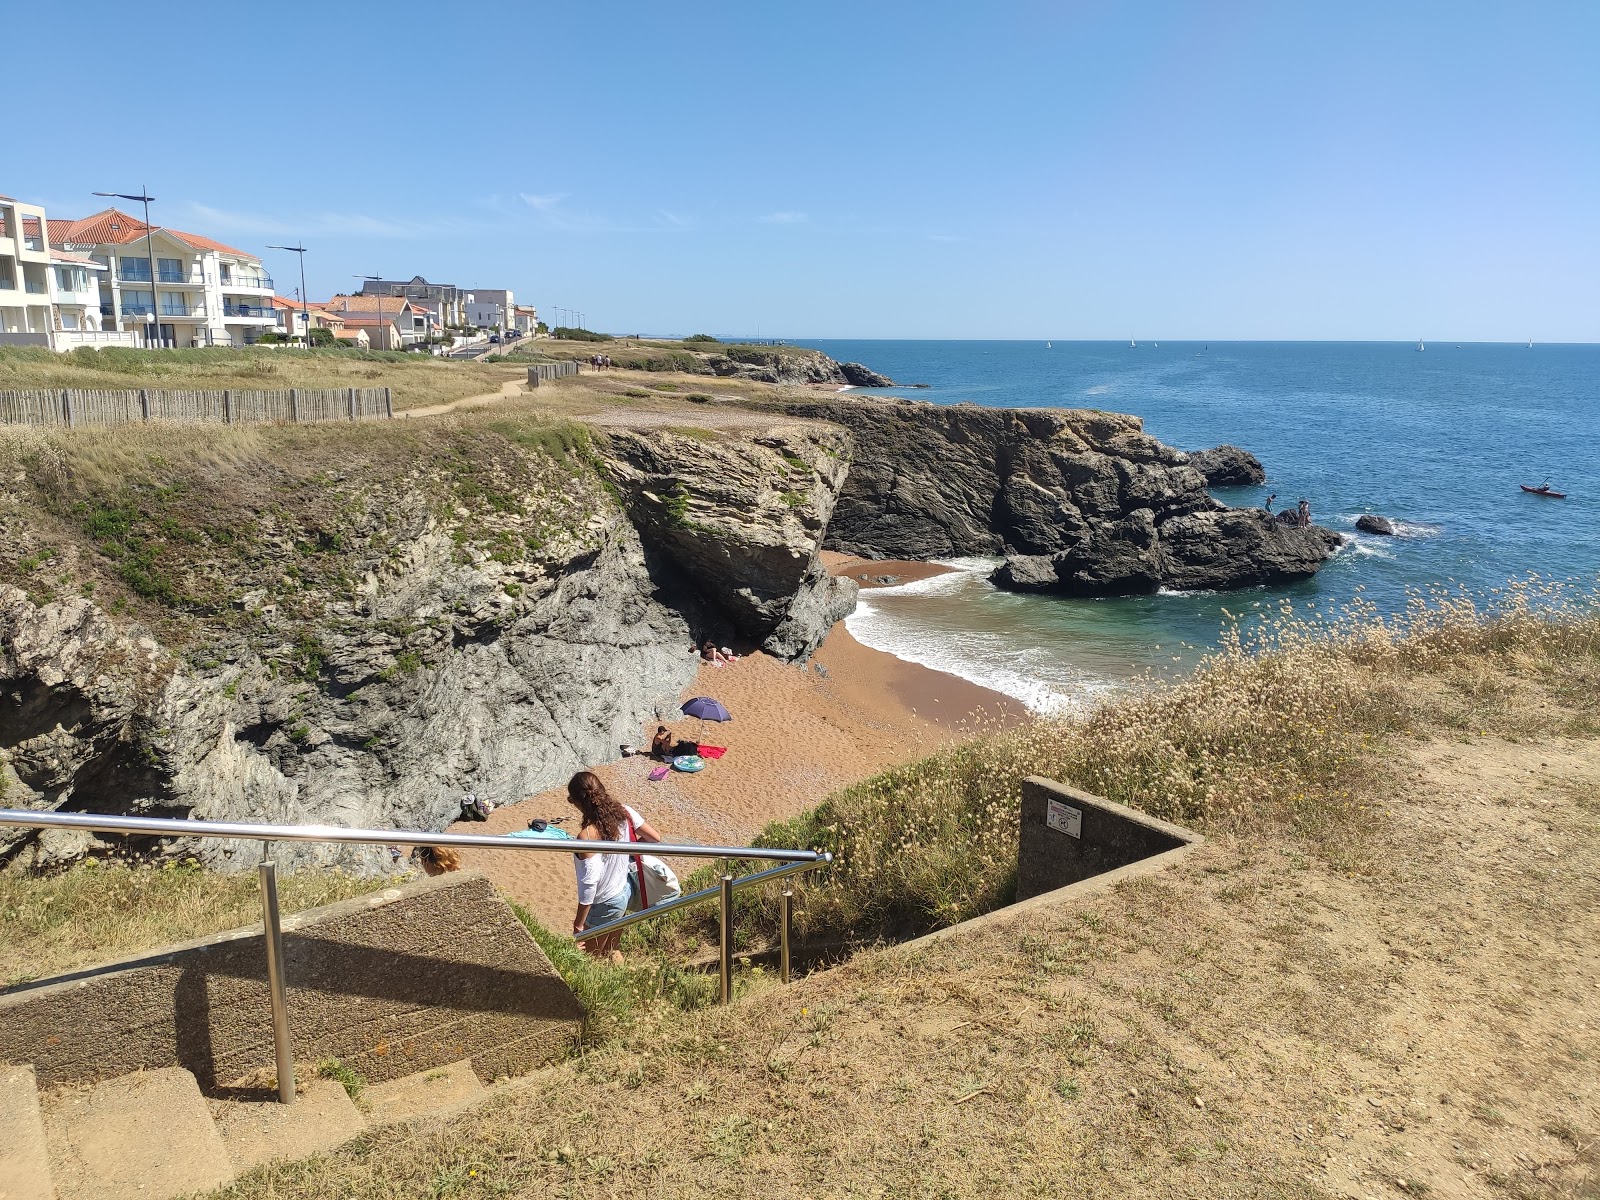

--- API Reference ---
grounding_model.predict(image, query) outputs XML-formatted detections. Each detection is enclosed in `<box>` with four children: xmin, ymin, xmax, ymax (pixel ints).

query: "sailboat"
<box><xmin>1130</xmin><ymin>337</ymin><xmax>1136</xmax><ymax>348</ymax></box>
<box><xmin>1528</xmin><ymin>337</ymin><xmax>1534</xmax><ymax>349</ymax></box>
<box><xmin>1045</xmin><ymin>341</ymin><xmax>1052</xmax><ymax>349</ymax></box>
<box><xmin>1416</xmin><ymin>338</ymin><xmax>1425</xmax><ymax>352</ymax></box>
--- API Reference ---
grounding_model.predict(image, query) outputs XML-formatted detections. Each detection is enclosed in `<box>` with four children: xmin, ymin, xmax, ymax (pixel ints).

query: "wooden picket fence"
<box><xmin>526</xmin><ymin>361</ymin><xmax>581</xmax><ymax>385</ymax></box>
<box><xmin>0</xmin><ymin>387</ymin><xmax>393</xmax><ymax>428</ymax></box>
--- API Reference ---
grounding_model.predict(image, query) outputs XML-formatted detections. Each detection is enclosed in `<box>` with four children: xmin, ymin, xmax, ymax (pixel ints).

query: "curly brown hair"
<box><xmin>566</xmin><ymin>770</ymin><xmax>632</xmax><ymax>840</ymax></box>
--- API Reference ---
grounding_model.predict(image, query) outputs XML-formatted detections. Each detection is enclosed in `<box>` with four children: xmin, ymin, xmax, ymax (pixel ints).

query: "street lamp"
<box><xmin>268</xmin><ymin>245</ymin><xmax>310</xmax><ymax>348</ymax></box>
<box><xmin>92</xmin><ymin>187</ymin><xmax>160</xmax><ymax>347</ymax></box>
<box><xmin>355</xmin><ymin>274</ymin><xmax>383</xmax><ymax>350</ymax></box>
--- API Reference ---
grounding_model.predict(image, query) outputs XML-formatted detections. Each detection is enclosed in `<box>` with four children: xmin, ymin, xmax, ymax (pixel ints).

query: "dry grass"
<box><xmin>0</xmin><ymin>860</ymin><xmax>386</xmax><ymax>987</ymax></box>
<box><xmin>205</xmin><ymin>679</ymin><xmax>1600</xmax><ymax>1198</ymax></box>
<box><xmin>0</xmin><ymin>345</ymin><xmax>522</xmax><ymax>412</ymax></box>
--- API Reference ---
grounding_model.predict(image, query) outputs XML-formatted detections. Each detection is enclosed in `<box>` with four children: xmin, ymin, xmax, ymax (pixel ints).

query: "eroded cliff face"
<box><xmin>771</xmin><ymin>395</ymin><xmax>1339</xmax><ymax>595</ymax></box>
<box><xmin>597</xmin><ymin>423</ymin><xmax>857</xmax><ymax>660</ymax></box>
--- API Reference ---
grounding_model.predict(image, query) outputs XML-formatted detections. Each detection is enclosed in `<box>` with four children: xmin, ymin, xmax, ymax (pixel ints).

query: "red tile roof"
<box><xmin>51</xmin><ymin>207</ymin><xmax>257</xmax><ymax>260</ymax></box>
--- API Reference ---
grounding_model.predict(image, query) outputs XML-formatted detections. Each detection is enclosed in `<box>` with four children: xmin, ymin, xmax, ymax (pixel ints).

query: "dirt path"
<box><xmin>399</xmin><ymin>377</ymin><xmax>527</xmax><ymax>419</ymax></box>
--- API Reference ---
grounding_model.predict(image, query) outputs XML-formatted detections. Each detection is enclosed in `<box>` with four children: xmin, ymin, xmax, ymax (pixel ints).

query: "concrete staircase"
<box><xmin>2</xmin><ymin>1057</ymin><xmax>490</xmax><ymax>1199</ymax></box>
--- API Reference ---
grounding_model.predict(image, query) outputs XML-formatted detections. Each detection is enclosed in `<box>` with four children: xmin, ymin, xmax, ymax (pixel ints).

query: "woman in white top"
<box><xmin>567</xmin><ymin>770</ymin><xmax>661</xmax><ymax>959</ymax></box>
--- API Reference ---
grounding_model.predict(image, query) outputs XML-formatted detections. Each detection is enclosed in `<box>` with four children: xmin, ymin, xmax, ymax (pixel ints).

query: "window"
<box><xmin>158</xmin><ymin>257</ymin><xmax>184</xmax><ymax>283</ymax></box>
<box><xmin>60</xmin><ymin>312</ymin><xmax>79</xmax><ymax>330</ymax></box>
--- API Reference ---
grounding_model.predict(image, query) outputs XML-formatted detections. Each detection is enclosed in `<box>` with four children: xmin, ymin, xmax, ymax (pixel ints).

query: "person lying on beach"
<box><xmin>701</xmin><ymin>640</ymin><xmax>732</xmax><ymax>666</ymax></box>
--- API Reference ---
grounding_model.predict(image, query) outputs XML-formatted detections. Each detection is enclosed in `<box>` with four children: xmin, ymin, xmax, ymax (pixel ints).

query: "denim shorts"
<box><xmin>583</xmin><ymin>884</ymin><xmax>632</xmax><ymax>932</ymax></box>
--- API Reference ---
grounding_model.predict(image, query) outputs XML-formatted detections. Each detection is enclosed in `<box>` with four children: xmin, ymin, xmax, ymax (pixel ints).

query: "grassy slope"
<box><xmin>0</xmin><ymin>345</ymin><xmax>522</xmax><ymax>412</ymax></box>
<box><xmin>0</xmin><ymin>862</ymin><xmax>387</xmax><ymax>987</ymax></box>
<box><xmin>0</xmin><ymin>401</ymin><xmax>607</xmax><ymax>648</ymax></box>
<box><xmin>192</xmin><ymin>596</ymin><xmax>1600</xmax><ymax>1200</ymax></box>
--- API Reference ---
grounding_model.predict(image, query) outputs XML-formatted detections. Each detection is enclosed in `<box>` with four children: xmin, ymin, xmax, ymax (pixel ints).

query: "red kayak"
<box><xmin>1520</xmin><ymin>484</ymin><xmax>1567</xmax><ymax>498</ymax></box>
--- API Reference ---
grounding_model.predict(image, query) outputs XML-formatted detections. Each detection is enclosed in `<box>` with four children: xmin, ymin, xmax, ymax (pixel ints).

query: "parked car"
<box><xmin>488</xmin><ymin>334</ymin><xmax>502</xmax><ymax>343</ymax></box>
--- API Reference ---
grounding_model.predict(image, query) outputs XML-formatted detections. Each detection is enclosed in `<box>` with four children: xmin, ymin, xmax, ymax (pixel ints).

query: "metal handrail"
<box><xmin>0</xmin><ymin>808</ymin><xmax>827</xmax><ymax>1103</ymax></box>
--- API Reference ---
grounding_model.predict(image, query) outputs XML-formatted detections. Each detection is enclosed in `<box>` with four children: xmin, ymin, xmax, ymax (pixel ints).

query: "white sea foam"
<box><xmin>1085</xmin><ymin>384</ymin><xmax>1112</xmax><ymax>395</ymax></box>
<box><xmin>843</xmin><ymin>558</ymin><xmax>1119</xmax><ymax>714</ymax></box>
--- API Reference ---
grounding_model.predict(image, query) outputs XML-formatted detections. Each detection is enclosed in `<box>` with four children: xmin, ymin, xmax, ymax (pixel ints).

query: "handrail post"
<box><xmin>779</xmin><ymin>888</ymin><xmax>793</xmax><ymax>985</ymax></box>
<box><xmin>258</xmin><ymin>841</ymin><xmax>295</xmax><ymax>1104</ymax></box>
<box><xmin>719</xmin><ymin>873</ymin><xmax>734</xmax><ymax>1006</ymax></box>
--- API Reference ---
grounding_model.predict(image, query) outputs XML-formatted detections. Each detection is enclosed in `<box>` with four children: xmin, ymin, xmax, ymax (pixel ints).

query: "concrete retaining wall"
<box><xmin>0</xmin><ymin>872</ymin><xmax>582</xmax><ymax>1092</ymax></box>
<box><xmin>1016</xmin><ymin>776</ymin><xmax>1198</xmax><ymax>901</ymax></box>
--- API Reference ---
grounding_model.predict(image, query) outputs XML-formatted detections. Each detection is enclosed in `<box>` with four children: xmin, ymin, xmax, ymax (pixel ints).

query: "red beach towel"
<box><xmin>697</xmin><ymin>746</ymin><xmax>728</xmax><ymax>759</ymax></box>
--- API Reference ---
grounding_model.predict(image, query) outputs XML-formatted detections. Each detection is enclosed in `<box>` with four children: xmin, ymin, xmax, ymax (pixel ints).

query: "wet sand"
<box><xmin>821</xmin><ymin>551</ymin><xmax>959</xmax><ymax>590</ymax></box>
<box><xmin>448</xmin><ymin>623</ymin><xmax>1025</xmax><ymax>929</ymax></box>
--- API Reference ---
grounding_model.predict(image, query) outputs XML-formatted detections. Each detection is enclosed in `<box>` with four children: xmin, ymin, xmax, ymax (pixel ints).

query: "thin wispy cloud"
<box><xmin>517</xmin><ymin>192</ymin><xmax>568</xmax><ymax>211</ymax></box>
<box><xmin>182</xmin><ymin>202</ymin><xmax>475</xmax><ymax>240</ymax></box>
<box><xmin>759</xmin><ymin>211</ymin><xmax>809</xmax><ymax>224</ymax></box>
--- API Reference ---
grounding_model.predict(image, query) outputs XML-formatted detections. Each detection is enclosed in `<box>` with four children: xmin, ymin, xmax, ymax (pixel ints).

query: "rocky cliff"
<box><xmin>596</xmin><ymin>423</ymin><xmax>856</xmax><ymax>660</ymax></box>
<box><xmin>768</xmin><ymin>395</ymin><xmax>1339</xmax><ymax>595</ymax></box>
<box><xmin>0</xmin><ymin>414</ymin><xmax>849</xmax><ymax>870</ymax></box>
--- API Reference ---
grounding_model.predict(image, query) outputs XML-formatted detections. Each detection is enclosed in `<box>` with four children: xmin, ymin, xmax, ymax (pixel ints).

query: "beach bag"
<box><xmin>648</xmin><ymin>765</ymin><xmax>670</xmax><ymax>782</ymax></box>
<box><xmin>631</xmin><ymin>854</ymin><xmax>681</xmax><ymax>906</ymax></box>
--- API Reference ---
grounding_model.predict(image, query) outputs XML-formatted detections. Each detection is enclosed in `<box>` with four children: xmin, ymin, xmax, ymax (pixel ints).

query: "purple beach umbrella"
<box><xmin>681</xmin><ymin>696</ymin><xmax>732</xmax><ymax>722</ymax></box>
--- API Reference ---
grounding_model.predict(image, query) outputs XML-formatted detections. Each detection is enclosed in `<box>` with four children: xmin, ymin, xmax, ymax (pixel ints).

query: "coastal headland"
<box><xmin>0</xmin><ymin>338</ymin><xmax>1334</xmax><ymax>874</ymax></box>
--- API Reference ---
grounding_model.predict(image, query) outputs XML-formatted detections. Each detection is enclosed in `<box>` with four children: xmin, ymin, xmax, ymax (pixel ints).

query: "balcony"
<box><xmin>158</xmin><ymin>270</ymin><xmax>203</xmax><ymax>285</ymax></box>
<box><xmin>25</xmin><ymin>281</ymin><xmax>47</xmax><ymax>295</ymax></box>
<box><xmin>222</xmin><ymin>304</ymin><xmax>276</xmax><ymax>319</ymax></box>
<box><xmin>118</xmin><ymin>268</ymin><xmax>153</xmax><ymax>284</ymax></box>
<box><xmin>102</xmin><ymin>302</ymin><xmax>204</xmax><ymax>319</ymax></box>
<box><xmin>219</xmin><ymin>274</ymin><xmax>273</xmax><ymax>291</ymax></box>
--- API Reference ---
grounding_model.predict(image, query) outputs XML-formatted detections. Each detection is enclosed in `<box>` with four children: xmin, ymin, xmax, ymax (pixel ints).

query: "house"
<box><xmin>465</xmin><ymin>287</ymin><xmax>515</xmax><ymax>330</ymax></box>
<box><xmin>512</xmin><ymin>304</ymin><xmax>539</xmax><ymax>335</ymax></box>
<box><xmin>1</xmin><ymin>194</ymin><xmax>140</xmax><ymax>349</ymax></box>
<box><xmin>270</xmin><ymin>295</ymin><xmax>309</xmax><ymax>341</ymax></box>
<box><xmin>322</xmin><ymin>294</ymin><xmax>427</xmax><ymax>348</ymax></box>
<box><xmin>357</xmin><ymin>275</ymin><xmax>464</xmax><ymax>327</ymax></box>
<box><xmin>331</xmin><ymin>326</ymin><xmax>371</xmax><ymax>349</ymax></box>
<box><xmin>49</xmin><ymin>207</ymin><xmax>278</xmax><ymax>348</ymax></box>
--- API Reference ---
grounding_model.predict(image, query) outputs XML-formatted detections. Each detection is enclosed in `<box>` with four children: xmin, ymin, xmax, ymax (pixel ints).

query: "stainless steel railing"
<box><xmin>0</xmin><ymin>809</ymin><xmax>829</xmax><ymax>1103</ymax></box>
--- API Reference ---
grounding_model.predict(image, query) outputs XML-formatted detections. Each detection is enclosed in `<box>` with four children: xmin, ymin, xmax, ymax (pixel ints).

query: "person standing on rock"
<box><xmin>1298</xmin><ymin>499</ymin><xmax>1311</xmax><ymax>527</ymax></box>
<box><xmin>1262</xmin><ymin>493</ymin><xmax>1277</xmax><ymax>513</ymax></box>
<box><xmin>567</xmin><ymin>770</ymin><xmax>662</xmax><ymax>961</ymax></box>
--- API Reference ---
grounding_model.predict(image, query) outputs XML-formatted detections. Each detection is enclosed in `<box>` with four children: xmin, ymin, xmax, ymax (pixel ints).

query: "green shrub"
<box><xmin>683</xmin><ymin>334</ymin><xmax>720</xmax><ymax>343</ymax></box>
<box><xmin>553</xmin><ymin>327</ymin><xmax>613</xmax><ymax>342</ymax></box>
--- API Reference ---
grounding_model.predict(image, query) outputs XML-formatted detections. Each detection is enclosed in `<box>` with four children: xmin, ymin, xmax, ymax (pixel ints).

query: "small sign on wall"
<box><xmin>1046</xmin><ymin>799</ymin><xmax>1082</xmax><ymax>838</ymax></box>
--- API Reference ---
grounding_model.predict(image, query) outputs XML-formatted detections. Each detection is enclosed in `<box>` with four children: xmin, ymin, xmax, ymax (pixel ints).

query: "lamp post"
<box><xmin>268</xmin><ymin>245</ymin><xmax>310</xmax><ymax>348</ymax></box>
<box><xmin>92</xmin><ymin>187</ymin><xmax>160</xmax><ymax>347</ymax></box>
<box><xmin>355</xmin><ymin>274</ymin><xmax>383</xmax><ymax>351</ymax></box>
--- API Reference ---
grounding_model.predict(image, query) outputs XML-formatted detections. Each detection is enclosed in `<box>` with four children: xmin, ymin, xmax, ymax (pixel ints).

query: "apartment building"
<box><xmin>357</xmin><ymin>275</ymin><xmax>465</xmax><ymax>327</ymax></box>
<box><xmin>512</xmin><ymin>304</ymin><xmax>539</xmax><ymax>334</ymax></box>
<box><xmin>50</xmin><ymin>208</ymin><xmax>278</xmax><ymax>348</ymax></box>
<box><xmin>0</xmin><ymin>195</ymin><xmax>53</xmax><ymax>344</ymax></box>
<box><xmin>464</xmin><ymin>287</ymin><xmax>515</xmax><ymax>330</ymax></box>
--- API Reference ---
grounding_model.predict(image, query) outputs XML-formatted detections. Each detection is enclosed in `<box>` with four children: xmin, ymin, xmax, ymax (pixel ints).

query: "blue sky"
<box><xmin>10</xmin><ymin>1</ymin><xmax>1597</xmax><ymax>339</ymax></box>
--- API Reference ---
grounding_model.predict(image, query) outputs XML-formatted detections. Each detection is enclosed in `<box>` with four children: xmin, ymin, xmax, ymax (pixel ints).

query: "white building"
<box><xmin>1</xmin><ymin>194</ymin><xmax>140</xmax><ymax>349</ymax></box>
<box><xmin>464</xmin><ymin>287</ymin><xmax>514</xmax><ymax>330</ymax></box>
<box><xmin>0</xmin><ymin>194</ymin><xmax>54</xmax><ymax>345</ymax></box>
<box><xmin>50</xmin><ymin>207</ymin><xmax>278</xmax><ymax>348</ymax></box>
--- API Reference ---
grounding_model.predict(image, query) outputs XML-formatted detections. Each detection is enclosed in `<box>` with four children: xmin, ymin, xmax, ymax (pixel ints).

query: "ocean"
<box><xmin>795</xmin><ymin>340</ymin><xmax>1600</xmax><ymax>712</ymax></box>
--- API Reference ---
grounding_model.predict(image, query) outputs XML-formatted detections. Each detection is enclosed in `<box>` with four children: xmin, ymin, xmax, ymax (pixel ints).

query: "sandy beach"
<box><xmin>449</xmin><ymin>621</ymin><xmax>1025</xmax><ymax>929</ymax></box>
<box><xmin>821</xmin><ymin>551</ymin><xmax>958</xmax><ymax>590</ymax></box>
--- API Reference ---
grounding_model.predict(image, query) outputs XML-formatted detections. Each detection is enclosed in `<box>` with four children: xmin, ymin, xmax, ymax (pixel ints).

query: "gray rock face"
<box><xmin>597</xmin><ymin>423</ymin><xmax>857</xmax><ymax>661</ymax></box>
<box><xmin>0</xmin><ymin>518</ymin><xmax>699</xmax><ymax>871</ymax></box>
<box><xmin>705</xmin><ymin>348</ymin><xmax>857</xmax><ymax>387</ymax></box>
<box><xmin>768</xmin><ymin>395</ymin><xmax>1339</xmax><ymax>597</ymax></box>
<box><xmin>839</xmin><ymin>362</ymin><xmax>895</xmax><ymax>388</ymax></box>
<box><xmin>1187</xmin><ymin>444</ymin><xmax>1267</xmax><ymax>487</ymax></box>
<box><xmin>1356</xmin><ymin>514</ymin><xmax>1396</xmax><ymax>536</ymax></box>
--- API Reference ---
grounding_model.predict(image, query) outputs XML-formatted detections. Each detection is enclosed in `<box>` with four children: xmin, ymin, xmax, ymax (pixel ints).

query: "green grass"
<box><xmin>315</xmin><ymin>1057</ymin><xmax>366</xmax><ymax>1101</ymax></box>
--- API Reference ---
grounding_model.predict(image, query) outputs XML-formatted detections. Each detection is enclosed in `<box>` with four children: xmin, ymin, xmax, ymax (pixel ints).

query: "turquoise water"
<box><xmin>799</xmin><ymin>340</ymin><xmax>1600</xmax><ymax>710</ymax></box>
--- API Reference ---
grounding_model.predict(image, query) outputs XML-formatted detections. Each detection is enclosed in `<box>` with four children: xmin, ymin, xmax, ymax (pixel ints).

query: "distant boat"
<box><xmin>1416</xmin><ymin>339</ymin><xmax>1425</xmax><ymax>352</ymax></box>
<box><xmin>1045</xmin><ymin>341</ymin><xmax>1052</xmax><ymax>348</ymax></box>
<box><xmin>1528</xmin><ymin>337</ymin><xmax>1534</xmax><ymax>348</ymax></box>
<box><xmin>1520</xmin><ymin>483</ymin><xmax>1566</xmax><ymax>499</ymax></box>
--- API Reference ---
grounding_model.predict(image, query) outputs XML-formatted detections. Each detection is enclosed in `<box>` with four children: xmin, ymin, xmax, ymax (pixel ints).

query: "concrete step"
<box><xmin>212</xmin><ymin>1077</ymin><xmax>366</xmax><ymax>1176</ymax></box>
<box><xmin>41</xmin><ymin>1067</ymin><xmax>234</xmax><ymax>1200</ymax></box>
<box><xmin>364</xmin><ymin>1058</ymin><xmax>486</xmax><ymax>1125</ymax></box>
<box><xmin>0</xmin><ymin>1064</ymin><xmax>54</xmax><ymax>1200</ymax></box>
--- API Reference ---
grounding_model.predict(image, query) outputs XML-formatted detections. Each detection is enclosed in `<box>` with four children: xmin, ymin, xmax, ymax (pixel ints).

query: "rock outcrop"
<box><xmin>1187</xmin><ymin>444</ymin><xmax>1267</xmax><ymax>487</ymax></box>
<box><xmin>1356</xmin><ymin>514</ymin><xmax>1396</xmax><ymax>536</ymax></box>
<box><xmin>839</xmin><ymin>363</ymin><xmax>894</xmax><ymax>388</ymax></box>
<box><xmin>705</xmin><ymin>347</ymin><xmax>857</xmax><ymax>387</ymax></box>
<box><xmin>596</xmin><ymin>424</ymin><xmax>856</xmax><ymax>660</ymax></box>
<box><xmin>768</xmin><ymin>395</ymin><xmax>1340</xmax><ymax>596</ymax></box>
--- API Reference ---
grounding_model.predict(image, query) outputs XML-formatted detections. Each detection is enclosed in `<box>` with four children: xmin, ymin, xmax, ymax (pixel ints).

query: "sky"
<box><xmin>9</xmin><ymin>1</ymin><xmax>1598</xmax><ymax>340</ymax></box>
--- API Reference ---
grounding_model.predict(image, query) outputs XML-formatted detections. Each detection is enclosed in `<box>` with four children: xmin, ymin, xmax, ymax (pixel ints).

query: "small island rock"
<box><xmin>838</xmin><ymin>362</ymin><xmax>895</xmax><ymax>388</ymax></box>
<box><xmin>1355</xmin><ymin>514</ymin><xmax>1397</xmax><ymax>536</ymax></box>
<box><xmin>1188</xmin><ymin>445</ymin><xmax>1267</xmax><ymax>487</ymax></box>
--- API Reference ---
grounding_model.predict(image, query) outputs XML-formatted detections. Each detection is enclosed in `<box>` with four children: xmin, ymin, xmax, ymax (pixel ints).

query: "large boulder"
<box><xmin>1356</xmin><ymin>514</ymin><xmax>1396</xmax><ymax>536</ymax></box>
<box><xmin>839</xmin><ymin>362</ymin><xmax>895</xmax><ymax>388</ymax></box>
<box><xmin>1187</xmin><ymin>445</ymin><xmax>1267</xmax><ymax>487</ymax></box>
